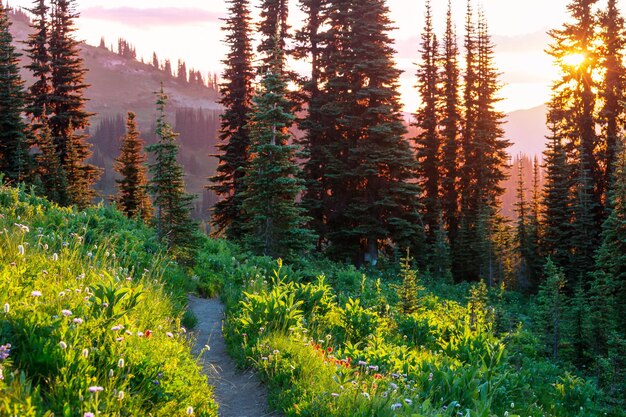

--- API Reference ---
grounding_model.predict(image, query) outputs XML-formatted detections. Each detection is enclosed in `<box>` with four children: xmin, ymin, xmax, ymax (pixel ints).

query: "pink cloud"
<box><xmin>81</xmin><ymin>7</ymin><xmax>222</xmax><ymax>27</ymax></box>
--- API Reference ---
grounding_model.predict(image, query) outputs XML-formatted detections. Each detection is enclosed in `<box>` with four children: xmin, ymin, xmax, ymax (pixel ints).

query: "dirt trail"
<box><xmin>188</xmin><ymin>295</ymin><xmax>280</xmax><ymax>417</ymax></box>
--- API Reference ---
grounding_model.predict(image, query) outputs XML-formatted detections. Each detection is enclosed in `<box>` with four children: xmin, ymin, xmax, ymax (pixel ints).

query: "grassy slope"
<box><xmin>0</xmin><ymin>186</ymin><xmax>217</xmax><ymax>417</ymax></box>
<box><xmin>193</xmin><ymin>241</ymin><xmax>624</xmax><ymax>417</ymax></box>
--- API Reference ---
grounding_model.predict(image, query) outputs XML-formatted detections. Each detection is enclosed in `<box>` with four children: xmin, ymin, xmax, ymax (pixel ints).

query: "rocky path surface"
<box><xmin>188</xmin><ymin>295</ymin><xmax>281</xmax><ymax>417</ymax></box>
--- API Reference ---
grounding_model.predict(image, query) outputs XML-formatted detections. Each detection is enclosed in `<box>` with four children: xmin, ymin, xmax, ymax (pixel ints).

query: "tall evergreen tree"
<box><xmin>536</xmin><ymin>258</ymin><xmax>567</xmax><ymax>359</ymax></box>
<box><xmin>257</xmin><ymin>0</ymin><xmax>289</xmax><ymax>72</ymax></box>
<box><xmin>240</xmin><ymin>50</ymin><xmax>315</xmax><ymax>259</ymax></box>
<box><xmin>24</xmin><ymin>0</ymin><xmax>51</xmax><ymax>126</ymax></box>
<box><xmin>542</xmin><ymin>132</ymin><xmax>573</xmax><ymax>270</ymax></box>
<box><xmin>114</xmin><ymin>112</ymin><xmax>153</xmax><ymax>222</ymax></box>
<box><xmin>414</xmin><ymin>0</ymin><xmax>440</xmax><ymax>244</ymax></box>
<box><xmin>294</xmin><ymin>0</ymin><xmax>329</xmax><ymax>248</ymax></box>
<box><xmin>440</xmin><ymin>0</ymin><xmax>461</xmax><ymax>248</ymax></box>
<box><xmin>0</xmin><ymin>1</ymin><xmax>31</xmax><ymax>183</ymax></box>
<box><xmin>209</xmin><ymin>0</ymin><xmax>254</xmax><ymax>239</ymax></box>
<box><xmin>48</xmin><ymin>0</ymin><xmax>100</xmax><ymax>207</ymax></box>
<box><xmin>515</xmin><ymin>156</ymin><xmax>529</xmax><ymax>283</ymax></box>
<box><xmin>527</xmin><ymin>155</ymin><xmax>543</xmax><ymax>288</ymax></box>
<box><xmin>35</xmin><ymin>116</ymin><xmax>65</xmax><ymax>203</ymax></box>
<box><xmin>325</xmin><ymin>0</ymin><xmax>424</xmax><ymax>264</ymax></box>
<box><xmin>598</xmin><ymin>0</ymin><xmax>626</xmax><ymax>199</ymax></box>
<box><xmin>148</xmin><ymin>87</ymin><xmax>198</xmax><ymax>262</ymax></box>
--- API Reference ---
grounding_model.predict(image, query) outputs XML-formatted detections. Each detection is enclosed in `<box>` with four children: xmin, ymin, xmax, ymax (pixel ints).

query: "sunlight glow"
<box><xmin>562</xmin><ymin>52</ymin><xmax>586</xmax><ymax>67</ymax></box>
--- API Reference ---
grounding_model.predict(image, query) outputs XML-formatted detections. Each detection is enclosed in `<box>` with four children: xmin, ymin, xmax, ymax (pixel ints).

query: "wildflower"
<box><xmin>428</xmin><ymin>372</ymin><xmax>433</xmax><ymax>381</ymax></box>
<box><xmin>59</xmin><ymin>291</ymin><xmax>66</xmax><ymax>297</ymax></box>
<box><xmin>61</xmin><ymin>309</ymin><xmax>72</xmax><ymax>317</ymax></box>
<box><xmin>186</xmin><ymin>406</ymin><xmax>194</xmax><ymax>415</ymax></box>
<box><xmin>87</xmin><ymin>252</ymin><xmax>93</xmax><ymax>258</ymax></box>
<box><xmin>331</xmin><ymin>393</ymin><xmax>339</xmax><ymax>397</ymax></box>
<box><xmin>31</xmin><ymin>290</ymin><xmax>42</xmax><ymax>297</ymax></box>
<box><xmin>144</xmin><ymin>329</ymin><xmax>152</xmax><ymax>338</ymax></box>
<box><xmin>180</xmin><ymin>327</ymin><xmax>187</xmax><ymax>334</ymax></box>
<box><xmin>391</xmin><ymin>403</ymin><xmax>402</xmax><ymax>410</ymax></box>
<box><xmin>510</xmin><ymin>402</ymin><xmax>514</xmax><ymax>409</ymax></box>
<box><xmin>14</xmin><ymin>223</ymin><xmax>29</xmax><ymax>233</ymax></box>
<box><xmin>82</xmin><ymin>349</ymin><xmax>89</xmax><ymax>358</ymax></box>
<box><xmin>137</xmin><ymin>332</ymin><xmax>144</xmax><ymax>337</ymax></box>
<box><xmin>125</xmin><ymin>330</ymin><xmax>132</xmax><ymax>336</ymax></box>
<box><xmin>362</xmin><ymin>392</ymin><xmax>370</xmax><ymax>400</ymax></box>
<box><xmin>261</xmin><ymin>356</ymin><xmax>269</xmax><ymax>361</ymax></box>
<box><xmin>272</xmin><ymin>349</ymin><xmax>280</xmax><ymax>355</ymax></box>
<box><xmin>84</xmin><ymin>413</ymin><xmax>95</xmax><ymax>417</ymax></box>
<box><xmin>118</xmin><ymin>390</ymin><xmax>125</xmax><ymax>400</ymax></box>
<box><xmin>111</xmin><ymin>325</ymin><xmax>122</xmax><ymax>331</ymax></box>
<box><xmin>0</xmin><ymin>343</ymin><xmax>11</xmax><ymax>360</ymax></box>
<box><xmin>390</xmin><ymin>382</ymin><xmax>398</xmax><ymax>390</ymax></box>
<box><xmin>74</xmin><ymin>318</ymin><xmax>84</xmax><ymax>325</ymax></box>
<box><xmin>43</xmin><ymin>244</ymin><xmax>48</xmax><ymax>250</ymax></box>
<box><xmin>118</xmin><ymin>358</ymin><xmax>125</xmax><ymax>368</ymax></box>
<box><xmin>88</xmin><ymin>386</ymin><xmax>104</xmax><ymax>393</ymax></box>
<box><xmin>0</xmin><ymin>367</ymin><xmax>3</xmax><ymax>380</ymax></box>
<box><xmin>404</xmin><ymin>398</ymin><xmax>413</xmax><ymax>405</ymax></box>
<box><xmin>18</xmin><ymin>245</ymin><xmax>25</xmax><ymax>256</ymax></box>
<box><xmin>368</xmin><ymin>365</ymin><xmax>379</xmax><ymax>371</ymax></box>
<box><xmin>166</xmin><ymin>332</ymin><xmax>173</xmax><ymax>338</ymax></box>
<box><xmin>504</xmin><ymin>412</ymin><xmax>509</xmax><ymax>417</ymax></box>
<box><xmin>373</xmin><ymin>373</ymin><xmax>383</xmax><ymax>379</ymax></box>
<box><xmin>59</xmin><ymin>341</ymin><xmax>67</xmax><ymax>349</ymax></box>
<box><xmin>358</xmin><ymin>360</ymin><xmax>367</xmax><ymax>366</ymax></box>
<box><xmin>102</xmin><ymin>302</ymin><xmax>109</xmax><ymax>307</ymax></box>
<box><xmin>3</xmin><ymin>303</ymin><xmax>8</xmax><ymax>313</ymax></box>
<box><xmin>204</xmin><ymin>344</ymin><xmax>210</xmax><ymax>351</ymax></box>
<box><xmin>52</xmin><ymin>253</ymin><xmax>58</xmax><ymax>261</ymax></box>
<box><xmin>109</xmin><ymin>369</ymin><xmax>114</xmax><ymax>377</ymax></box>
<box><xmin>116</xmin><ymin>337</ymin><xmax>124</xmax><ymax>342</ymax></box>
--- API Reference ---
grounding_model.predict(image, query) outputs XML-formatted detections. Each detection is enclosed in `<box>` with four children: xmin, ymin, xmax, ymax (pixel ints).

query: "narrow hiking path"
<box><xmin>188</xmin><ymin>295</ymin><xmax>281</xmax><ymax>417</ymax></box>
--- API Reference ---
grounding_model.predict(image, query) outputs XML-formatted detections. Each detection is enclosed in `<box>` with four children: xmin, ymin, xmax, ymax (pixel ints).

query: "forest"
<box><xmin>0</xmin><ymin>0</ymin><xmax>625</xmax><ymax>416</ymax></box>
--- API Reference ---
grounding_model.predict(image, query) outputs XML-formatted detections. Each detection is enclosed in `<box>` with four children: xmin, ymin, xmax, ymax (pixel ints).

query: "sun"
<box><xmin>562</xmin><ymin>52</ymin><xmax>586</xmax><ymax>67</ymax></box>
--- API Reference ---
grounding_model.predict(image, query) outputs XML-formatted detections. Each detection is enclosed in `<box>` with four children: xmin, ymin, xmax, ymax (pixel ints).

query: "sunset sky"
<box><xmin>8</xmin><ymin>0</ymin><xmax>626</xmax><ymax>113</ymax></box>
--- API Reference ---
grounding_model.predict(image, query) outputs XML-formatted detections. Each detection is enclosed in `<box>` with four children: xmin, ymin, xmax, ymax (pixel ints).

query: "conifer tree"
<box><xmin>571</xmin><ymin>155</ymin><xmax>599</xmax><ymax>283</ymax></box>
<box><xmin>325</xmin><ymin>0</ymin><xmax>424</xmax><ymax>264</ymax></box>
<box><xmin>48</xmin><ymin>0</ymin><xmax>100</xmax><ymax>207</ymax></box>
<box><xmin>515</xmin><ymin>156</ymin><xmax>529</xmax><ymax>282</ymax></box>
<box><xmin>598</xmin><ymin>0</ymin><xmax>626</xmax><ymax>198</ymax></box>
<box><xmin>209</xmin><ymin>0</ymin><xmax>254</xmax><ymax>239</ymax></box>
<box><xmin>527</xmin><ymin>156</ymin><xmax>543</xmax><ymax>288</ymax></box>
<box><xmin>294</xmin><ymin>0</ymin><xmax>329</xmax><ymax>248</ymax></box>
<box><xmin>148</xmin><ymin>87</ymin><xmax>198</xmax><ymax>262</ymax></box>
<box><xmin>114</xmin><ymin>112</ymin><xmax>153</xmax><ymax>222</ymax></box>
<box><xmin>257</xmin><ymin>0</ymin><xmax>289</xmax><ymax>72</ymax></box>
<box><xmin>0</xmin><ymin>1</ymin><xmax>31</xmax><ymax>183</ymax></box>
<box><xmin>398</xmin><ymin>249</ymin><xmax>423</xmax><ymax>314</ymax></box>
<box><xmin>35</xmin><ymin>117</ymin><xmax>65</xmax><ymax>203</ymax></box>
<box><xmin>591</xmin><ymin>139</ymin><xmax>626</xmax><ymax>354</ymax></box>
<box><xmin>240</xmin><ymin>48</ymin><xmax>315</xmax><ymax>260</ymax></box>
<box><xmin>440</xmin><ymin>0</ymin><xmax>461</xmax><ymax>246</ymax></box>
<box><xmin>24</xmin><ymin>0</ymin><xmax>51</xmax><ymax>125</ymax></box>
<box><xmin>542</xmin><ymin>133</ymin><xmax>573</xmax><ymax>270</ymax></box>
<box><xmin>414</xmin><ymin>0</ymin><xmax>441</xmax><ymax>244</ymax></box>
<box><xmin>536</xmin><ymin>258</ymin><xmax>567</xmax><ymax>359</ymax></box>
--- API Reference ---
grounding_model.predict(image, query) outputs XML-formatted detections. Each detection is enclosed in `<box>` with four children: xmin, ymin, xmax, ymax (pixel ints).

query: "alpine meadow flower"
<box><xmin>118</xmin><ymin>358</ymin><xmax>125</xmax><ymax>368</ymax></box>
<box><xmin>73</xmin><ymin>318</ymin><xmax>84</xmax><ymax>325</ymax></box>
<box><xmin>59</xmin><ymin>341</ymin><xmax>67</xmax><ymax>349</ymax></box>
<box><xmin>118</xmin><ymin>390</ymin><xmax>125</xmax><ymax>400</ymax></box>
<box><xmin>3</xmin><ymin>303</ymin><xmax>8</xmax><ymax>313</ymax></box>
<box><xmin>166</xmin><ymin>332</ymin><xmax>173</xmax><ymax>338</ymax></box>
<box><xmin>83</xmin><ymin>413</ymin><xmax>95</xmax><ymax>417</ymax></box>
<box><xmin>17</xmin><ymin>245</ymin><xmax>25</xmax><ymax>256</ymax></box>
<box><xmin>82</xmin><ymin>349</ymin><xmax>89</xmax><ymax>358</ymax></box>
<box><xmin>31</xmin><ymin>290</ymin><xmax>42</xmax><ymax>297</ymax></box>
<box><xmin>88</xmin><ymin>386</ymin><xmax>104</xmax><ymax>393</ymax></box>
<box><xmin>61</xmin><ymin>309</ymin><xmax>73</xmax><ymax>317</ymax></box>
<box><xmin>186</xmin><ymin>406</ymin><xmax>194</xmax><ymax>415</ymax></box>
<box><xmin>52</xmin><ymin>253</ymin><xmax>58</xmax><ymax>261</ymax></box>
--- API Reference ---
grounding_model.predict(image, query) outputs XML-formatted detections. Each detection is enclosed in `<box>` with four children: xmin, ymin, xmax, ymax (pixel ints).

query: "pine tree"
<box><xmin>325</xmin><ymin>0</ymin><xmax>424</xmax><ymax>264</ymax></box>
<box><xmin>598</xmin><ymin>0</ymin><xmax>626</xmax><ymax>199</ymax></box>
<box><xmin>294</xmin><ymin>0</ymin><xmax>329</xmax><ymax>248</ymax></box>
<box><xmin>591</xmin><ymin>139</ymin><xmax>626</xmax><ymax>354</ymax></box>
<box><xmin>24</xmin><ymin>0</ymin><xmax>51</xmax><ymax>125</ymax></box>
<box><xmin>240</xmin><ymin>48</ymin><xmax>315</xmax><ymax>259</ymax></box>
<box><xmin>48</xmin><ymin>0</ymin><xmax>100</xmax><ymax>207</ymax></box>
<box><xmin>414</xmin><ymin>0</ymin><xmax>441</xmax><ymax>244</ymax></box>
<box><xmin>147</xmin><ymin>87</ymin><xmax>198</xmax><ymax>262</ymax></box>
<box><xmin>536</xmin><ymin>258</ymin><xmax>567</xmax><ymax>359</ymax></box>
<box><xmin>209</xmin><ymin>0</ymin><xmax>254</xmax><ymax>239</ymax></box>
<box><xmin>515</xmin><ymin>156</ymin><xmax>529</xmax><ymax>283</ymax></box>
<box><xmin>542</xmin><ymin>133</ymin><xmax>573</xmax><ymax>270</ymax></box>
<box><xmin>114</xmin><ymin>112</ymin><xmax>153</xmax><ymax>222</ymax></box>
<box><xmin>440</xmin><ymin>0</ymin><xmax>461</xmax><ymax>247</ymax></box>
<box><xmin>398</xmin><ymin>249</ymin><xmax>423</xmax><ymax>314</ymax></box>
<box><xmin>526</xmin><ymin>156</ymin><xmax>543</xmax><ymax>289</ymax></box>
<box><xmin>35</xmin><ymin>117</ymin><xmax>65</xmax><ymax>203</ymax></box>
<box><xmin>0</xmin><ymin>1</ymin><xmax>31</xmax><ymax>183</ymax></box>
<box><xmin>257</xmin><ymin>0</ymin><xmax>289</xmax><ymax>72</ymax></box>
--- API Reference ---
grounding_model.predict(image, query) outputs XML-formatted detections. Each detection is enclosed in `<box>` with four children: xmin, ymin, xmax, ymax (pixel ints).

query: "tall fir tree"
<box><xmin>536</xmin><ymin>258</ymin><xmax>567</xmax><ymax>359</ymax></box>
<box><xmin>325</xmin><ymin>0</ymin><xmax>424</xmax><ymax>264</ymax></box>
<box><xmin>240</xmin><ymin>49</ymin><xmax>315</xmax><ymax>259</ymax></box>
<box><xmin>114</xmin><ymin>112</ymin><xmax>153</xmax><ymax>222</ymax></box>
<box><xmin>294</xmin><ymin>0</ymin><xmax>329</xmax><ymax>249</ymax></box>
<box><xmin>148</xmin><ymin>87</ymin><xmax>198</xmax><ymax>262</ymax></box>
<box><xmin>0</xmin><ymin>1</ymin><xmax>31</xmax><ymax>183</ymax></box>
<box><xmin>24</xmin><ymin>0</ymin><xmax>51</xmax><ymax>125</ymax></box>
<box><xmin>414</xmin><ymin>0</ymin><xmax>441</xmax><ymax>245</ymax></box>
<box><xmin>598</xmin><ymin>0</ymin><xmax>626</xmax><ymax>200</ymax></box>
<box><xmin>35</xmin><ymin>116</ymin><xmax>65</xmax><ymax>203</ymax></box>
<box><xmin>440</xmin><ymin>0</ymin><xmax>461</xmax><ymax>249</ymax></box>
<box><xmin>527</xmin><ymin>155</ymin><xmax>543</xmax><ymax>289</ymax></box>
<box><xmin>257</xmin><ymin>0</ymin><xmax>289</xmax><ymax>72</ymax></box>
<box><xmin>48</xmin><ymin>0</ymin><xmax>100</xmax><ymax>207</ymax></box>
<box><xmin>515</xmin><ymin>156</ymin><xmax>529</xmax><ymax>283</ymax></box>
<box><xmin>209</xmin><ymin>0</ymin><xmax>254</xmax><ymax>239</ymax></box>
<box><xmin>546</xmin><ymin>0</ymin><xmax>602</xmax><ymax>280</ymax></box>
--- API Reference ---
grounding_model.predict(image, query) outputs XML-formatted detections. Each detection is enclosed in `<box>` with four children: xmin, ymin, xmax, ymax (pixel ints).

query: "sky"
<box><xmin>7</xmin><ymin>0</ymin><xmax>626</xmax><ymax>113</ymax></box>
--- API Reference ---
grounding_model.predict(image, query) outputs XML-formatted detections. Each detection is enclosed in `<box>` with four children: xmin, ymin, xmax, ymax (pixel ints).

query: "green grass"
<box><xmin>0</xmin><ymin>186</ymin><xmax>217</xmax><ymax>416</ymax></box>
<box><xmin>194</xmin><ymin>242</ymin><xmax>623</xmax><ymax>417</ymax></box>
